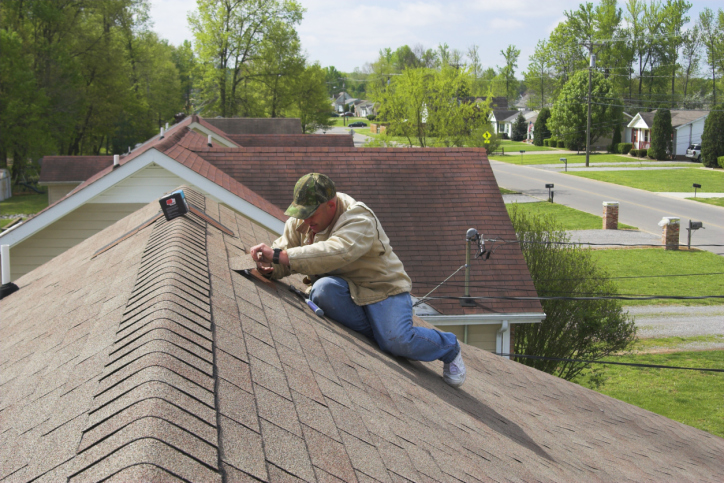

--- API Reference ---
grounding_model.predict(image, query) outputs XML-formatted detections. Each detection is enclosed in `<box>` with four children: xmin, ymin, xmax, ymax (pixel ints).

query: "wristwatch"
<box><xmin>272</xmin><ymin>248</ymin><xmax>281</xmax><ymax>265</ymax></box>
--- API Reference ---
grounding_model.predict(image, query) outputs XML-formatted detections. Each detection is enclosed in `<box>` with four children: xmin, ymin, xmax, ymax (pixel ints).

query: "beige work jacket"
<box><xmin>270</xmin><ymin>192</ymin><xmax>412</xmax><ymax>306</ymax></box>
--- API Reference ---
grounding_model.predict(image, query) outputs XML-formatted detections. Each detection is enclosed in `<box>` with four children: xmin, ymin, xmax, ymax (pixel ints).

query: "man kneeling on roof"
<box><xmin>251</xmin><ymin>173</ymin><xmax>466</xmax><ymax>388</ymax></box>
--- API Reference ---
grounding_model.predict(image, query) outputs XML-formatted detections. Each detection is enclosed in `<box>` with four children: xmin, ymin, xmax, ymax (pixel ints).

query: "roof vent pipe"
<box><xmin>165</xmin><ymin>122</ymin><xmax>169</xmax><ymax>130</ymax></box>
<box><xmin>207</xmin><ymin>135</ymin><xmax>213</xmax><ymax>147</ymax></box>
<box><xmin>1</xmin><ymin>245</ymin><xmax>9</xmax><ymax>284</ymax></box>
<box><xmin>113</xmin><ymin>154</ymin><xmax>119</xmax><ymax>168</ymax></box>
<box><xmin>159</xmin><ymin>127</ymin><xmax>165</xmax><ymax>139</ymax></box>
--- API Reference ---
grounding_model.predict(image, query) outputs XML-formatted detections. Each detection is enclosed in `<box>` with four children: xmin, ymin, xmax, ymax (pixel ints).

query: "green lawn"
<box><xmin>573</xmin><ymin>346</ymin><xmax>724</xmax><ymax>438</ymax></box>
<box><xmin>506</xmin><ymin>201</ymin><xmax>637</xmax><ymax>230</ymax></box>
<box><xmin>688</xmin><ymin>197</ymin><xmax>724</xmax><ymax>207</ymax></box>
<box><xmin>0</xmin><ymin>193</ymin><xmax>48</xmax><ymax>216</ymax></box>
<box><xmin>0</xmin><ymin>218</ymin><xmax>20</xmax><ymax>229</ymax></box>
<box><xmin>499</xmin><ymin>187</ymin><xmax>519</xmax><ymax>194</ymax></box>
<box><xmin>498</xmin><ymin>140</ymin><xmax>560</xmax><ymax>152</ymax></box>
<box><xmin>590</xmin><ymin>249</ymin><xmax>724</xmax><ymax>306</ymax></box>
<box><xmin>490</xmin><ymin>152</ymin><xmax>700</xmax><ymax>166</ymax></box>
<box><xmin>569</xmin><ymin>167</ymin><xmax>724</xmax><ymax>193</ymax></box>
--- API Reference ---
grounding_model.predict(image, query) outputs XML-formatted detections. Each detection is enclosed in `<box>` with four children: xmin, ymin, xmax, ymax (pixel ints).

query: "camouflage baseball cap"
<box><xmin>284</xmin><ymin>173</ymin><xmax>337</xmax><ymax>219</ymax></box>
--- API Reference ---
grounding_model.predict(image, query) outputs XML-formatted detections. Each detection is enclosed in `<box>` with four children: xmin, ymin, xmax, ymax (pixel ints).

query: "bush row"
<box><xmin>629</xmin><ymin>148</ymin><xmax>648</xmax><ymax>157</ymax></box>
<box><xmin>543</xmin><ymin>138</ymin><xmax>566</xmax><ymax>148</ymax></box>
<box><xmin>616</xmin><ymin>143</ymin><xmax>633</xmax><ymax>154</ymax></box>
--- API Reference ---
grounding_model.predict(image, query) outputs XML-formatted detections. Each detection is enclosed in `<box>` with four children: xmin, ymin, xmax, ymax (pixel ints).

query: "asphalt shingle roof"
<box><xmin>193</xmin><ymin>147</ymin><xmax>541</xmax><ymax>317</ymax></box>
<box><xmin>203</xmin><ymin>117</ymin><xmax>303</xmax><ymax>135</ymax></box>
<box><xmin>2</xmin><ymin>187</ymin><xmax>723</xmax><ymax>482</ymax></box>
<box><xmin>225</xmin><ymin>134</ymin><xmax>354</xmax><ymax>148</ymax></box>
<box><xmin>39</xmin><ymin>156</ymin><xmax>113</xmax><ymax>184</ymax></box>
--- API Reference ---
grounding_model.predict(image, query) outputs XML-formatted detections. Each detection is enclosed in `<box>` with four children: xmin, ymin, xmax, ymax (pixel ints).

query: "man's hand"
<box><xmin>250</xmin><ymin>243</ymin><xmax>290</xmax><ymax>275</ymax></box>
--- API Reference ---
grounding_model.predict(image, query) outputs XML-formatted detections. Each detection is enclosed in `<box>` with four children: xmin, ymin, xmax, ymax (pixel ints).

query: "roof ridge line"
<box><xmin>72</xmin><ymin>189</ymin><xmax>224</xmax><ymax>482</ymax></box>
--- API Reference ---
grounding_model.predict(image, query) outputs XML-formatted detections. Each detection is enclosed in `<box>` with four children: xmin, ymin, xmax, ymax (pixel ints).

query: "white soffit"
<box><xmin>422</xmin><ymin>312</ymin><xmax>545</xmax><ymax>326</ymax></box>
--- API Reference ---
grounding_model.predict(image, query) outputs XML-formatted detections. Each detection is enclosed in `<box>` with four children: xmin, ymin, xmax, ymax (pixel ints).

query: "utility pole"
<box><xmin>584</xmin><ymin>42</ymin><xmax>602</xmax><ymax>168</ymax></box>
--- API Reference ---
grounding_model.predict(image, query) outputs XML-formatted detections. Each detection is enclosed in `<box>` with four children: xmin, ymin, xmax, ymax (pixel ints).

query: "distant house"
<box><xmin>627</xmin><ymin>110</ymin><xmax>708</xmax><ymax>156</ymax></box>
<box><xmin>354</xmin><ymin>100</ymin><xmax>377</xmax><ymax>118</ymax></box>
<box><xmin>489</xmin><ymin>110</ymin><xmax>519</xmax><ymax>139</ymax></box>
<box><xmin>333</xmin><ymin>92</ymin><xmax>356</xmax><ymax>113</ymax></box>
<box><xmin>39</xmin><ymin>156</ymin><xmax>113</xmax><ymax>204</ymax></box>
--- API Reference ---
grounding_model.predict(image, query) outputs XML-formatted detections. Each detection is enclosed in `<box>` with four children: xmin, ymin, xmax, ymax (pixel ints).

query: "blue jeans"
<box><xmin>309</xmin><ymin>276</ymin><xmax>459</xmax><ymax>364</ymax></box>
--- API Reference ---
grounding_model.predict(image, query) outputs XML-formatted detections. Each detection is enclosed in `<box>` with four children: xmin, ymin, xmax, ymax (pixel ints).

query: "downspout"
<box><xmin>496</xmin><ymin>320</ymin><xmax>510</xmax><ymax>359</ymax></box>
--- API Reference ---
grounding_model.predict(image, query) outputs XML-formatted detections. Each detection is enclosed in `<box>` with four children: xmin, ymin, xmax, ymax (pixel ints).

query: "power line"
<box><xmin>494</xmin><ymin>353</ymin><xmax>724</xmax><ymax>373</ymax></box>
<box><xmin>411</xmin><ymin>271</ymin><xmax>724</xmax><ymax>286</ymax></box>
<box><xmin>422</xmin><ymin>294</ymin><xmax>724</xmax><ymax>302</ymax></box>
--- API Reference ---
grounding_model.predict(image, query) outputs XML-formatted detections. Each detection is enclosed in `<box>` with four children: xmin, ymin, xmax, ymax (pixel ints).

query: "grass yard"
<box><xmin>0</xmin><ymin>218</ymin><xmax>21</xmax><ymax>229</ymax></box>
<box><xmin>499</xmin><ymin>187</ymin><xmax>519</xmax><ymax>194</ymax></box>
<box><xmin>590</xmin><ymin>249</ymin><xmax>724</xmax><ymax>306</ymax></box>
<box><xmin>498</xmin><ymin>140</ymin><xmax>559</xmax><ymax>152</ymax></box>
<box><xmin>573</xmin><ymin>345</ymin><xmax>724</xmax><ymax>438</ymax></box>
<box><xmin>688</xmin><ymin>197</ymin><xmax>724</xmax><ymax>207</ymax></box>
<box><xmin>506</xmin><ymin>201</ymin><xmax>637</xmax><ymax>230</ymax></box>
<box><xmin>489</xmin><ymin>152</ymin><xmax>648</xmax><ymax>165</ymax></box>
<box><xmin>569</xmin><ymin>167</ymin><xmax>724</xmax><ymax>193</ymax></box>
<box><xmin>0</xmin><ymin>192</ymin><xmax>48</xmax><ymax>216</ymax></box>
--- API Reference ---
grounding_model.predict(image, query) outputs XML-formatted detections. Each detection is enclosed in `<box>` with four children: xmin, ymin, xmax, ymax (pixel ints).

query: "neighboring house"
<box><xmin>3</xmin><ymin>188</ymin><xmax>724</xmax><ymax>482</ymax></box>
<box><xmin>333</xmin><ymin>92</ymin><xmax>356</xmax><ymax>113</ymax></box>
<box><xmin>203</xmin><ymin>116</ymin><xmax>303</xmax><ymax>134</ymax></box>
<box><xmin>489</xmin><ymin>110</ymin><xmax>519</xmax><ymax>138</ymax></box>
<box><xmin>39</xmin><ymin>156</ymin><xmax>113</xmax><ymax>204</ymax></box>
<box><xmin>354</xmin><ymin>100</ymin><xmax>377</xmax><ymax>118</ymax></box>
<box><xmin>0</xmin><ymin>115</ymin><xmax>281</xmax><ymax>281</ymax></box>
<box><xmin>191</xmin><ymin>146</ymin><xmax>546</xmax><ymax>354</ymax></box>
<box><xmin>627</xmin><ymin>110</ymin><xmax>708</xmax><ymax>156</ymax></box>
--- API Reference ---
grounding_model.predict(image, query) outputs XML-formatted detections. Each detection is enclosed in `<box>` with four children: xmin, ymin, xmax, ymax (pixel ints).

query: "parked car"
<box><xmin>342</xmin><ymin>112</ymin><xmax>354</xmax><ymax>117</ymax></box>
<box><xmin>329</xmin><ymin>112</ymin><xmax>339</xmax><ymax>117</ymax></box>
<box><xmin>349</xmin><ymin>121</ymin><xmax>367</xmax><ymax>127</ymax></box>
<box><xmin>686</xmin><ymin>143</ymin><xmax>702</xmax><ymax>162</ymax></box>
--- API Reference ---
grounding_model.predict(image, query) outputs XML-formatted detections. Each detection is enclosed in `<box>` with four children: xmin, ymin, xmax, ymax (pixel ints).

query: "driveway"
<box><xmin>490</xmin><ymin>160</ymin><xmax>724</xmax><ymax>256</ymax></box>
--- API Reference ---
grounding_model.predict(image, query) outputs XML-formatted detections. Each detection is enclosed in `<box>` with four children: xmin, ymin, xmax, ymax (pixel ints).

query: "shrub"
<box><xmin>534</xmin><ymin>108</ymin><xmax>551</xmax><ymax>146</ymax></box>
<box><xmin>609</xmin><ymin>123</ymin><xmax>622</xmax><ymax>153</ymax></box>
<box><xmin>501</xmin><ymin>132</ymin><xmax>510</xmax><ymax>140</ymax></box>
<box><xmin>617</xmin><ymin>143</ymin><xmax>633</xmax><ymax>154</ymax></box>
<box><xmin>701</xmin><ymin>106</ymin><xmax>724</xmax><ymax>168</ymax></box>
<box><xmin>543</xmin><ymin>139</ymin><xmax>549</xmax><ymax>146</ymax></box>
<box><xmin>649</xmin><ymin>109</ymin><xmax>672</xmax><ymax>160</ymax></box>
<box><xmin>557</xmin><ymin>140</ymin><xmax>565</xmax><ymax>148</ymax></box>
<box><xmin>719</xmin><ymin>156</ymin><xmax>724</xmax><ymax>169</ymax></box>
<box><xmin>366</xmin><ymin>114</ymin><xmax>376</xmax><ymax>121</ymax></box>
<box><xmin>512</xmin><ymin>112</ymin><xmax>528</xmax><ymax>141</ymax></box>
<box><xmin>508</xmin><ymin>205</ymin><xmax>636</xmax><ymax>381</ymax></box>
<box><xmin>647</xmin><ymin>147</ymin><xmax>656</xmax><ymax>159</ymax></box>
<box><xmin>637</xmin><ymin>149</ymin><xmax>647</xmax><ymax>157</ymax></box>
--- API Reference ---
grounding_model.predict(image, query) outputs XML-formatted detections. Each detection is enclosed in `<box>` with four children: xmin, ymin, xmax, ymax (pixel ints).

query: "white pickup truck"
<box><xmin>686</xmin><ymin>143</ymin><xmax>701</xmax><ymax>162</ymax></box>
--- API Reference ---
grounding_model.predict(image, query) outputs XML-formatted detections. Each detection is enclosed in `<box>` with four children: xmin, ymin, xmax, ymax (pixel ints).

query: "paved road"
<box><xmin>490</xmin><ymin>159</ymin><xmax>724</xmax><ymax>256</ymax></box>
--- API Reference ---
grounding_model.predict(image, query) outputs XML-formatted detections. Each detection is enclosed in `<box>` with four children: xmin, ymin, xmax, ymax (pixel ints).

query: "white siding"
<box><xmin>47</xmin><ymin>183</ymin><xmax>79</xmax><ymax>204</ymax></box>
<box><xmin>437</xmin><ymin>324</ymin><xmax>499</xmax><ymax>352</ymax></box>
<box><xmin>10</xmin><ymin>203</ymin><xmax>145</xmax><ymax>280</ymax></box>
<box><xmin>91</xmin><ymin>163</ymin><xmax>207</xmax><ymax>203</ymax></box>
<box><xmin>674</xmin><ymin>118</ymin><xmax>706</xmax><ymax>156</ymax></box>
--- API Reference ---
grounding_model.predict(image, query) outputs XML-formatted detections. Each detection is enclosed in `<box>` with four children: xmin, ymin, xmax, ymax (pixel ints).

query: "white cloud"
<box><xmin>148</xmin><ymin>0</ymin><xmax>196</xmax><ymax>46</ymax></box>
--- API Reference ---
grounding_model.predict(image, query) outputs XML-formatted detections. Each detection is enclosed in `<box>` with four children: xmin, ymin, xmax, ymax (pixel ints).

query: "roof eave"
<box><xmin>421</xmin><ymin>312</ymin><xmax>546</xmax><ymax>326</ymax></box>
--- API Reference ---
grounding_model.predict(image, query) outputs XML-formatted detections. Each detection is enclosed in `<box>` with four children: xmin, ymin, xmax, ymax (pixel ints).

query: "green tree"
<box><xmin>292</xmin><ymin>63</ymin><xmax>332</xmax><ymax>134</ymax></box>
<box><xmin>508</xmin><ymin>204</ymin><xmax>636</xmax><ymax>381</ymax></box>
<box><xmin>698</xmin><ymin>8</ymin><xmax>723</xmax><ymax>106</ymax></box>
<box><xmin>373</xmin><ymin>66</ymin><xmax>489</xmax><ymax>147</ymax></box>
<box><xmin>525</xmin><ymin>41</ymin><xmax>555</xmax><ymax>110</ymax></box>
<box><xmin>498</xmin><ymin>45</ymin><xmax>521</xmax><ymax>104</ymax></box>
<box><xmin>533</xmin><ymin>107</ymin><xmax>551</xmax><ymax>146</ymax></box>
<box><xmin>648</xmin><ymin>109</ymin><xmax>672</xmax><ymax>160</ymax></box>
<box><xmin>189</xmin><ymin>0</ymin><xmax>304</xmax><ymax>117</ymax></box>
<box><xmin>701</xmin><ymin>105</ymin><xmax>724</xmax><ymax>168</ymax></box>
<box><xmin>609</xmin><ymin>120</ymin><xmax>622</xmax><ymax>153</ymax></box>
<box><xmin>172</xmin><ymin>40</ymin><xmax>197</xmax><ymax>113</ymax></box>
<box><xmin>662</xmin><ymin>0</ymin><xmax>692</xmax><ymax>102</ymax></box>
<box><xmin>511</xmin><ymin>112</ymin><xmax>528</xmax><ymax>142</ymax></box>
<box><xmin>548</xmin><ymin>70</ymin><xmax>623</xmax><ymax>151</ymax></box>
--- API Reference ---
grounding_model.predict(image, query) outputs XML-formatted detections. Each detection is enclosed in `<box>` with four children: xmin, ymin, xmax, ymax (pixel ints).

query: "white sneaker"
<box><xmin>443</xmin><ymin>350</ymin><xmax>466</xmax><ymax>388</ymax></box>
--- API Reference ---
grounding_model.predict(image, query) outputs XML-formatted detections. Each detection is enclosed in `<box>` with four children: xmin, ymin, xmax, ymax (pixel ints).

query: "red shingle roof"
<box><xmin>194</xmin><ymin>147</ymin><xmax>540</xmax><ymax>316</ymax></box>
<box><xmin>226</xmin><ymin>134</ymin><xmax>354</xmax><ymax>148</ymax></box>
<box><xmin>39</xmin><ymin>156</ymin><xmax>113</xmax><ymax>183</ymax></box>
<box><xmin>2</xmin><ymin>189</ymin><xmax>722</xmax><ymax>482</ymax></box>
<box><xmin>202</xmin><ymin>117</ymin><xmax>302</xmax><ymax>135</ymax></box>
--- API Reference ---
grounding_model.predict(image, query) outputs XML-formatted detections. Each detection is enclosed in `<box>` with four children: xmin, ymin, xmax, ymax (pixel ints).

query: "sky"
<box><xmin>149</xmin><ymin>0</ymin><xmax>720</xmax><ymax>74</ymax></box>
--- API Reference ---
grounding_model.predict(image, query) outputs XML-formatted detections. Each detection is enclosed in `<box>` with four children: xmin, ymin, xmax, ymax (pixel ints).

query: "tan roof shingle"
<box><xmin>2</xmin><ymin>188</ymin><xmax>723</xmax><ymax>482</ymax></box>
